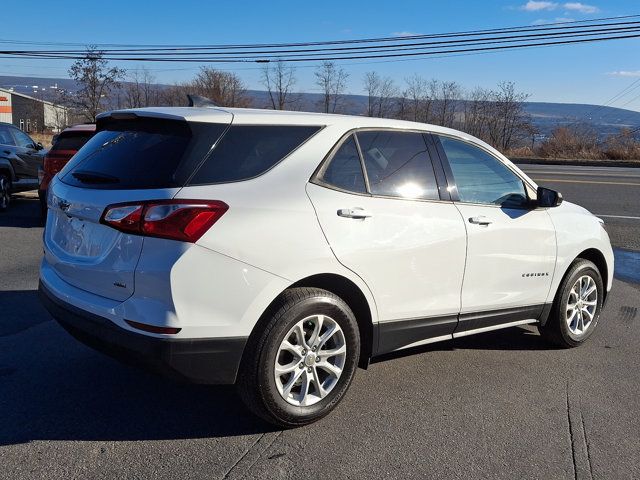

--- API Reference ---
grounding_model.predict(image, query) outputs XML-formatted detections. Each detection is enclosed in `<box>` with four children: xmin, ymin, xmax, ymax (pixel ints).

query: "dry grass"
<box><xmin>30</xmin><ymin>132</ymin><xmax>55</xmax><ymax>149</ymax></box>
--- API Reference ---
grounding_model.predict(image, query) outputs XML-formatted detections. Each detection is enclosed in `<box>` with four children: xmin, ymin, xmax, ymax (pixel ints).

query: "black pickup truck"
<box><xmin>0</xmin><ymin>122</ymin><xmax>46</xmax><ymax>211</ymax></box>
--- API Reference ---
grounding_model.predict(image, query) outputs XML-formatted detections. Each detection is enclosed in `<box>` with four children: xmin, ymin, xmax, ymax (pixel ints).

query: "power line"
<box><xmin>1</xmin><ymin>19</ymin><xmax>639</xmax><ymax>61</ymax></box>
<box><xmin>7</xmin><ymin>23</ymin><xmax>639</xmax><ymax>58</ymax></box>
<box><xmin>3</xmin><ymin>32</ymin><xmax>638</xmax><ymax>63</ymax></box>
<box><xmin>0</xmin><ymin>14</ymin><xmax>637</xmax><ymax>50</ymax></box>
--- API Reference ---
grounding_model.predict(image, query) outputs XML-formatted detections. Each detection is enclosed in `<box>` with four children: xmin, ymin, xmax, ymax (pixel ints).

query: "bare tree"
<box><xmin>191</xmin><ymin>67</ymin><xmax>251</xmax><ymax>107</ymax></box>
<box><xmin>400</xmin><ymin>74</ymin><xmax>429</xmax><ymax>122</ymax></box>
<box><xmin>364</xmin><ymin>72</ymin><xmax>380</xmax><ymax>117</ymax></box>
<box><xmin>363</xmin><ymin>71</ymin><xmax>397</xmax><ymax>118</ymax></box>
<box><xmin>157</xmin><ymin>83</ymin><xmax>191</xmax><ymax>107</ymax></box>
<box><xmin>124</xmin><ymin>67</ymin><xmax>159</xmax><ymax>108</ymax></box>
<box><xmin>261</xmin><ymin>62</ymin><xmax>299</xmax><ymax>110</ymax></box>
<box><xmin>485</xmin><ymin>82</ymin><xmax>530</xmax><ymax>151</ymax></box>
<box><xmin>314</xmin><ymin>61</ymin><xmax>349</xmax><ymax>113</ymax></box>
<box><xmin>68</xmin><ymin>46</ymin><xmax>125</xmax><ymax>121</ymax></box>
<box><xmin>432</xmin><ymin>81</ymin><xmax>462</xmax><ymax>128</ymax></box>
<box><xmin>460</xmin><ymin>87</ymin><xmax>491</xmax><ymax>138</ymax></box>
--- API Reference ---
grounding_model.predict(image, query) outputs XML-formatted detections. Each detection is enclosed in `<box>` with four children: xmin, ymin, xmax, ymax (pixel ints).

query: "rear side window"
<box><xmin>439</xmin><ymin>136</ymin><xmax>527</xmax><ymax>208</ymax></box>
<box><xmin>188</xmin><ymin>125</ymin><xmax>321</xmax><ymax>184</ymax></box>
<box><xmin>52</xmin><ymin>133</ymin><xmax>93</xmax><ymax>152</ymax></box>
<box><xmin>60</xmin><ymin>119</ymin><xmax>226</xmax><ymax>190</ymax></box>
<box><xmin>357</xmin><ymin>130</ymin><xmax>439</xmax><ymax>200</ymax></box>
<box><xmin>318</xmin><ymin>135</ymin><xmax>367</xmax><ymax>194</ymax></box>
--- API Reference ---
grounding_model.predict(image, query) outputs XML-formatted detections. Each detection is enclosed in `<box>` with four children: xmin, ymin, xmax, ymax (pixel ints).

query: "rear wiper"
<box><xmin>71</xmin><ymin>171</ymin><xmax>120</xmax><ymax>184</ymax></box>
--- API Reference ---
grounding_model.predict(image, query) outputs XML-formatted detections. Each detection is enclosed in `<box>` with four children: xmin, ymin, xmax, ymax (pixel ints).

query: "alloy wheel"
<box><xmin>274</xmin><ymin>314</ymin><xmax>347</xmax><ymax>407</ymax></box>
<box><xmin>565</xmin><ymin>275</ymin><xmax>598</xmax><ymax>335</ymax></box>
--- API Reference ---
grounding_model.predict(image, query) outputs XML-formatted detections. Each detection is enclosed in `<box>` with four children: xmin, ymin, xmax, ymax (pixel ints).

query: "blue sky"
<box><xmin>3</xmin><ymin>0</ymin><xmax>640</xmax><ymax>110</ymax></box>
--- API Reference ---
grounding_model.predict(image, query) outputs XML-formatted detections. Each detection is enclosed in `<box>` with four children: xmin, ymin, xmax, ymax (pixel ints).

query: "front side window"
<box><xmin>357</xmin><ymin>130</ymin><xmax>439</xmax><ymax>200</ymax></box>
<box><xmin>12</xmin><ymin>128</ymin><xmax>35</xmax><ymax>149</ymax></box>
<box><xmin>439</xmin><ymin>136</ymin><xmax>528</xmax><ymax>208</ymax></box>
<box><xmin>318</xmin><ymin>135</ymin><xmax>367</xmax><ymax>194</ymax></box>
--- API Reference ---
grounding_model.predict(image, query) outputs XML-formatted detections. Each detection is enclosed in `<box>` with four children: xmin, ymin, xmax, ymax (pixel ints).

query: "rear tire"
<box><xmin>538</xmin><ymin>259</ymin><xmax>603</xmax><ymax>348</ymax></box>
<box><xmin>0</xmin><ymin>173</ymin><xmax>10</xmax><ymax>212</ymax></box>
<box><xmin>237</xmin><ymin>287</ymin><xmax>360</xmax><ymax>427</ymax></box>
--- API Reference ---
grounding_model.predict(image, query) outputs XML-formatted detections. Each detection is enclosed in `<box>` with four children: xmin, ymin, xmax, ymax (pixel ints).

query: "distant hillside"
<box><xmin>2</xmin><ymin>75</ymin><xmax>638</xmax><ymax>137</ymax></box>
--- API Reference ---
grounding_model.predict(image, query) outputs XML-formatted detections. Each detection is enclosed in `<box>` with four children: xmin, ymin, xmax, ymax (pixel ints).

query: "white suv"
<box><xmin>39</xmin><ymin>107</ymin><xmax>613</xmax><ymax>426</ymax></box>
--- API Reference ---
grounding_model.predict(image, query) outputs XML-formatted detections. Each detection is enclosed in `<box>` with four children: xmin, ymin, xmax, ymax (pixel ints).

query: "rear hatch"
<box><xmin>44</xmin><ymin>112</ymin><xmax>230</xmax><ymax>301</ymax></box>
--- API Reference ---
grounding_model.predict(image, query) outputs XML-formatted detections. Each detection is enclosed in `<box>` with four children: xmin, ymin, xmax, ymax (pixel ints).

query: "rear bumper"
<box><xmin>39</xmin><ymin>281</ymin><xmax>247</xmax><ymax>384</ymax></box>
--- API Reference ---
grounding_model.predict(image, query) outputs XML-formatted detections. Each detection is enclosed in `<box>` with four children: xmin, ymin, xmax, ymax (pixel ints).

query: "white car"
<box><xmin>39</xmin><ymin>107</ymin><xmax>613</xmax><ymax>426</ymax></box>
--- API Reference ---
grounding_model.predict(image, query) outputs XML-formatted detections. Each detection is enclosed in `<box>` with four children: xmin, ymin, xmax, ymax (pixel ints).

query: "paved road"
<box><xmin>0</xmin><ymin>167</ymin><xmax>639</xmax><ymax>480</ymax></box>
<box><xmin>519</xmin><ymin>164</ymin><xmax>640</xmax><ymax>250</ymax></box>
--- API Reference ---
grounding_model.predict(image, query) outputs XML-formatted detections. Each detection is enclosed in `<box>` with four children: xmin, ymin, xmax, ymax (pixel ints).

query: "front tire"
<box><xmin>0</xmin><ymin>173</ymin><xmax>10</xmax><ymax>212</ymax></box>
<box><xmin>539</xmin><ymin>259</ymin><xmax>604</xmax><ymax>347</ymax></box>
<box><xmin>237</xmin><ymin>287</ymin><xmax>360</xmax><ymax>427</ymax></box>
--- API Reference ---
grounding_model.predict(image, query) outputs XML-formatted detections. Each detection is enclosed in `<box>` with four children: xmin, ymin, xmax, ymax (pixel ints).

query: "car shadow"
<box><xmin>0</xmin><ymin>194</ymin><xmax>44</xmax><ymax>228</ymax></box>
<box><xmin>0</xmin><ymin>291</ymin><xmax>277</xmax><ymax>447</ymax></box>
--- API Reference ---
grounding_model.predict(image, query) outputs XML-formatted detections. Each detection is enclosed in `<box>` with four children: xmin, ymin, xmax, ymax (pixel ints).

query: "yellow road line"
<box><xmin>528</xmin><ymin>171</ymin><xmax>640</xmax><ymax>178</ymax></box>
<box><xmin>532</xmin><ymin>177</ymin><xmax>640</xmax><ymax>186</ymax></box>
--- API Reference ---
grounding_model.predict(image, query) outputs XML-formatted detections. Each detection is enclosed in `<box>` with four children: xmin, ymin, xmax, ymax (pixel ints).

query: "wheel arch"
<box><xmin>576</xmin><ymin>248</ymin><xmax>609</xmax><ymax>302</ymax></box>
<box><xmin>289</xmin><ymin>274</ymin><xmax>374</xmax><ymax>368</ymax></box>
<box><xmin>248</xmin><ymin>273</ymin><xmax>376</xmax><ymax>370</ymax></box>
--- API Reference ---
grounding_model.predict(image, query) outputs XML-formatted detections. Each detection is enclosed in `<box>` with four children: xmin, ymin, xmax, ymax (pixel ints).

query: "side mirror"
<box><xmin>537</xmin><ymin>186</ymin><xmax>563</xmax><ymax>208</ymax></box>
<box><xmin>35</xmin><ymin>142</ymin><xmax>44</xmax><ymax>151</ymax></box>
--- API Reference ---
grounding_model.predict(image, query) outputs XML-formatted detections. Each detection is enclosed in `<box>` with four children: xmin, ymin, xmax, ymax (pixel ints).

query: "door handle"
<box><xmin>337</xmin><ymin>207</ymin><xmax>372</xmax><ymax>219</ymax></box>
<box><xmin>3</xmin><ymin>150</ymin><xmax>10</xmax><ymax>155</ymax></box>
<box><xmin>468</xmin><ymin>216</ymin><xmax>492</xmax><ymax>225</ymax></box>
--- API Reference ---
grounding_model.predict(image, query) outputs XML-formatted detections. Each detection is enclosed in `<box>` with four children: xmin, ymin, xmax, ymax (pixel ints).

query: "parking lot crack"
<box><xmin>222</xmin><ymin>430</ymin><xmax>283</xmax><ymax>479</ymax></box>
<box><xmin>566</xmin><ymin>381</ymin><xmax>593</xmax><ymax>480</ymax></box>
<box><xmin>566</xmin><ymin>383</ymin><xmax>578</xmax><ymax>480</ymax></box>
<box><xmin>580</xmin><ymin>412</ymin><xmax>594</xmax><ymax>480</ymax></box>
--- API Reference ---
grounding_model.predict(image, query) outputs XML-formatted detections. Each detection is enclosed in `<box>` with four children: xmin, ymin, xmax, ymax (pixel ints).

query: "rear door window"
<box><xmin>60</xmin><ymin>119</ymin><xmax>226</xmax><ymax>189</ymax></box>
<box><xmin>0</xmin><ymin>125</ymin><xmax>15</xmax><ymax>146</ymax></box>
<box><xmin>188</xmin><ymin>125</ymin><xmax>321</xmax><ymax>184</ymax></box>
<box><xmin>357</xmin><ymin>130</ymin><xmax>439</xmax><ymax>200</ymax></box>
<box><xmin>317</xmin><ymin>135</ymin><xmax>367</xmax><ymax>194</ymax></box>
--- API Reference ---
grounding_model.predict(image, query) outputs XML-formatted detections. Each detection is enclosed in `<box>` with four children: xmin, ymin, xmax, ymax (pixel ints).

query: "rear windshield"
<box><xmin>187</xmin><ymin>125</ymin><xmax>322</xmax><ymax>185</ymax></box>
<box><xmin>52</xmin><ymin>132</ymin><xmax>94</xmax><ymax>152</ymax></box>
<box><xmin>60</xmin><ymin>118</ymin><xmax>226</xmax><ymax>189</ymax></box>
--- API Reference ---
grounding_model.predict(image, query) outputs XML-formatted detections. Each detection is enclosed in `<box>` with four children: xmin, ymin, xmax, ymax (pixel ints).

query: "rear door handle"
<box><xmin>469</xmin><ymin>216</ymin><xmax>492</xmax><ymax>225</ymax></box>
<box><xmin>337</xmin><ymin>207</ymin><xmax>373</xmax><ymax>219</ymax></box>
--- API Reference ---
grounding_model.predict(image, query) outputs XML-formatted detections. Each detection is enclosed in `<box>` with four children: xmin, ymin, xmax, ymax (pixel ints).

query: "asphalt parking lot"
<box><xmin>1</xmin><ymin>165</ymin><xmax>639</xmax><ymax>480</ymax></box>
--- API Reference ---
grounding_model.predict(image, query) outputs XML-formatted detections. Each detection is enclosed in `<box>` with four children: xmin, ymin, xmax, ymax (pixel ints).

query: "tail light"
<box><xmin>100</xmin><ymin>200</ymin><xmax>228</xmax><ymax>243</ymax></box>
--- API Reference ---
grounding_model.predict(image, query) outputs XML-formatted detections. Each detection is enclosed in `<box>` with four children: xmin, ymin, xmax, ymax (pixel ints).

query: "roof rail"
<box><xmin>186</xmin><ymin>94</ymin><xmax>219</xmax><ymax>108</ymax></box>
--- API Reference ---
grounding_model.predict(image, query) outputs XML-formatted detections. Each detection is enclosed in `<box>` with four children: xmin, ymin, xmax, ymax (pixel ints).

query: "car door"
<box><xmin>306</xmin><ymin>130</ymin><xmax>467</xmax><ymax>354</ymax></box>
<box><xmin>10</xmin><ymin>127</ymin><xmax>42</xmax><ymax>179</ymax></box>
<box><xmin>434</xmin><ymin>135</ymin><xmax>556</xmax><ymax>334</ymax></box>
